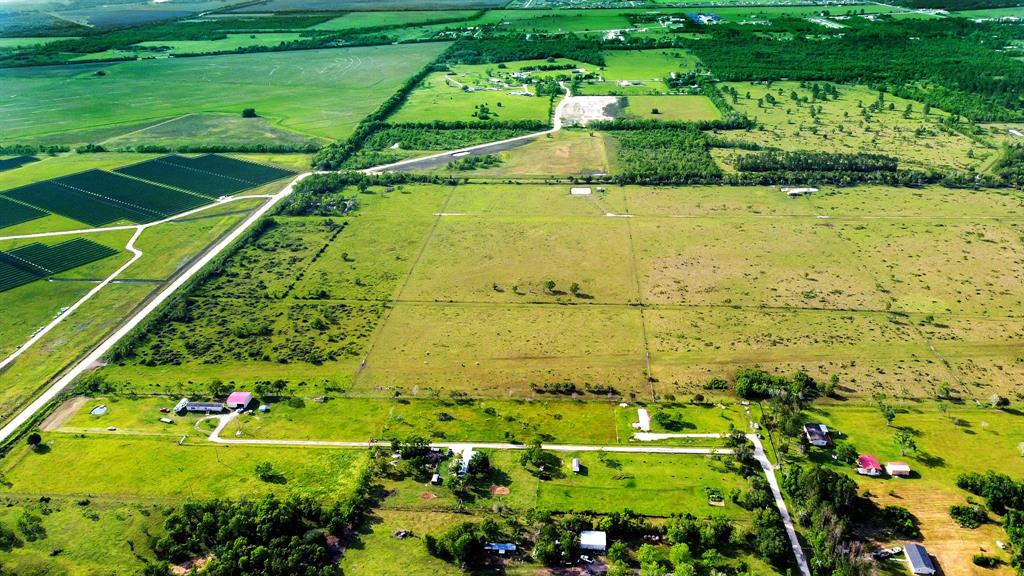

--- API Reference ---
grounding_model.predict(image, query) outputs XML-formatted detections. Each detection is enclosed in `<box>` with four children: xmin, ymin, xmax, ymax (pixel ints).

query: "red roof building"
<box><xmin>856</xmin><ymin>454</ymin><xmax>882</xmax><ymax>476</ymax></box>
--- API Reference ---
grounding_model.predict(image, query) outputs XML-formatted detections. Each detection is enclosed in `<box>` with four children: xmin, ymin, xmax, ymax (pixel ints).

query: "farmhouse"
<box><xmin>178</xmin><ymin>400</ymin><xmax>225</xmax><ymax>414</ymax></box>
<box><xmin>226</xmin><ymin>391</ymin><xmax>254</xmax><ymax>410</ymax></box>
<box><xmin>886</xmin><ymin>462</ymin><xmax>912</xmax><ymax>477</ymax></box>
<box><xmin>856</xmin><ymin>454</ymin><xmax>883</xmax><ymax>476</ymax></box>
<box><xmin>904</xmin><ymin>543</ymin><xmax>937</xmax><ymax>575</ymax></box>
<box><xmin>803</xmin><ymin>423</ymin><xmax>831</xmax><ymax>447</ymax></box>
<box><xmin>580</xmin><ymin>530</ymin><xmax>607</xmax><ymax>552</ymax></box>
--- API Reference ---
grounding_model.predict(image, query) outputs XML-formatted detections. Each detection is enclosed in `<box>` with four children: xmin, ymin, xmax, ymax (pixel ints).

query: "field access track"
<box><xmin>0</xmin><ymin>238</ymin><xmax>119</xmax><ymax>293</ymax></box>
<box><xmin>115</xmin><ymin>154</ymin><xmax>295</xmax><ymax>198</ymax></box>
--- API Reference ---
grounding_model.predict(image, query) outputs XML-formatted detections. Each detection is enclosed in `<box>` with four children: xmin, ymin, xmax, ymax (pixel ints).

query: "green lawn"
<box><xmin>2</xmin><ymin>435</ymin><xmax>368</xmax><ymax>502</ymax></box>
<box><xmin>0</xmin><ymin>43</ymin><xmax>449</xmax><ymax>144</ymax></box>
<box><xmin>624</xmin><ymin>95</ymin><xmax>721</xmax><ymax>121</ymax></box>
<box><xmin>390</xmin><ymin>71</ymin><xmax>552</xmax><ymax>124</ymax></box>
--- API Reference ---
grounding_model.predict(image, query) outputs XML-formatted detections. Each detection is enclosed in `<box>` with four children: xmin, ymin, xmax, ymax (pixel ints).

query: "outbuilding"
<box><xmin>570</xmin><ymin>187</ymin><xmax>592</xmax><ymax>196</ymax></box>
<box><xmin>183</xmin><ymin>401</ymin><xmax>224</xmax><ymax>414</ymax></box>
<box><xmin>856</xmin><ymin>454</ymin><xmax>883</xmax><ymax>476</ymax></box>
<box><xmin>572</xmin><ymin>458</ymin><xmax>581</xmax><ymax>474</ymax></box>
<box><xmin>580</xmin><ymin>531</ymin><xmax>607</xmax><ymax>552</ymax></box>
<box><xmin>904</xmin><ymin>543</ymin><xmax>936</xmax><ymax>575</ymax></box>
<box><xmin>886</xmin><ymin>462</ymin><xmax>912</xmax><ymax>477</ymax></box>
<box><xmin>226</xmin><ymin>391</ymin><xmax>254</xmax><ymax>410</ymax></box>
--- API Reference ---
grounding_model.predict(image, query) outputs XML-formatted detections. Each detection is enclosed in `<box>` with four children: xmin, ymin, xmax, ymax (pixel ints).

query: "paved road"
<box><xmin>364</xmin><ymin>82</ymin><xmax>573</xmax><ymax>174</ymax></box>
<box><xmin>749</xmin><ymin>434</ymin><xmax>812</xmax><ymax>576</ymax></box>
<box><xmin>0</xmin><ymin>175</ymin><xmax>310</xmax><ymax>444</ymax></box>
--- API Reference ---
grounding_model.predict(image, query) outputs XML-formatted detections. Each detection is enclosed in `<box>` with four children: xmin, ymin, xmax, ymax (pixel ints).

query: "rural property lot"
<box><xmin>101</xmin><ymin>183</ymin><xmax>1024</xmax><ymax>401</ymax></box>
<box><xmin>0</xmin><ymin>43</ymin><xmax>449</xmax><ymax>144</ymax></box>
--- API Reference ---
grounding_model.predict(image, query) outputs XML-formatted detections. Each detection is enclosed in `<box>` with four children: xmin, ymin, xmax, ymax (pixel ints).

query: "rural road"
<box><xmin>207</xmin><ymin>414</ymin><xmax>809</xmax><ymax>573</ymax></box>
<box><xmin>0</xmin><ymin>174</ymin><xmax>310</xmax><ymax>445</ymax></box>
<box><xmin>364</xmin><ymin>81</ymin><xmax>573</xmax><ymax>174</ymax></box>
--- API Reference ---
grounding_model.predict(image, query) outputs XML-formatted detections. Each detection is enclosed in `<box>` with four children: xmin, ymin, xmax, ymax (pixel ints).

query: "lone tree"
<box><xmin>242</xmin><ymin>108</ymin><xmax>257</xmax><ymax>118</ymax></box>
<box><xmin>894</xmin><ymin>429</ymin><xmax>917</xmax><ymax>456</ymax></box>
<box><xmin>543</xmin><ymin>280</ymin><xmax>556</xmax><ymax>294</ymax></box>
<box><xmin>880</xmin><ymin>404</ymin><xmax>896</xmax><ymax>427</ymax></box>
<box><xmin>26</xmin><ymin>432</ymin><xmax>41</xmax><ymax>449</ymax></box>
<box><xmin>570</xmin><ymin>282</ymin><xmax>581</xmax><ymax>296</ymax></box>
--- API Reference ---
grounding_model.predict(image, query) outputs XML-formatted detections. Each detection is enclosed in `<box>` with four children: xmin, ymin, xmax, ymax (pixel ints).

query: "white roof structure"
<box><xmin>570</xmin><ymin>187</ymin><xmax>592</xmax><ymax>196</ymax></box>
<box><xmin>580</xmin><ymin>530</ymin><xmax>607</xmax><ymax>551</ymax></box>
<box><xmin>886</xmin><ymin>462</ymin><xmax>912</xmax><ymax>476</ymax></box>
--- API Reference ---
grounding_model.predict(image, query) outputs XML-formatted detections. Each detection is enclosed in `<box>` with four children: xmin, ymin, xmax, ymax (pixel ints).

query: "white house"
<box><xmin>580</xmin><ymin>530</ymin><xmax>607</xmax><ymax>552</ymax></box>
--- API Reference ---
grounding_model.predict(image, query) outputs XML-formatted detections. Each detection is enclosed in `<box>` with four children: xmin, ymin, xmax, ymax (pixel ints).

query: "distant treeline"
<box><xmin>685</xmin><ymin>18</ymin><xmax>1024</xmax><ymax>122</ymax></box>
<box><xmin>443</xmin><ymin>35</ymin><xmax>606</xmax><ymax>66</ymax></box>
<box><xmin>122</xmin><ymin>143</ymin><xmax>321</xmax><ymax>154</ymax></box>
<box><xmin>362</xmin><ymin>120</ymin><xmax>547</xmax><ymax>152</ymax></box>
<box><xmin>733</xmin><ymin>151</ymin><xmax>898</xmax><ymax>173</ymax></box>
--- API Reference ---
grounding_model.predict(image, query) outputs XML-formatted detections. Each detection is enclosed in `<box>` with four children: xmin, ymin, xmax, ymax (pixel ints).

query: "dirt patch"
<box><xmin>420</xmin><ymin>492</ymin><xmax>438</xmax><ymax>500</ymax></box>
<box><xmin>489</xmin><ymin>485</ymin><xmax>510</xmax><ymax>496</ymax></box>
<box><xmin>40</xmin><ymin>396</ymin><xmax>87</xmax><ymax>432</ymax></box>
<box><xmin>171</xmin><ymin>554</ymin><xmax>212</xmax><ymax>575</ymax></box>
<box><xmin>561</xmin><ymin>96</ymin><xmax>623</xmax><ymax>126</ymax></box>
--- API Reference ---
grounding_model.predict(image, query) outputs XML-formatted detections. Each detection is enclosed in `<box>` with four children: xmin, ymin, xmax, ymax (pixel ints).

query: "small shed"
<box><xmin>430</xmin><ymin>473</ymin><xmax>441</xmax><ymax>485</ymax></box>
<box><xmin>570</xmin><ymin>187</ymin><xmax>592</xmax><ymax>196</ymax></box>
<box><xmin>886</xmin><ymin>462</ymin><xmax>912</xmax><ymax>477</ymax></box>
<box><xmin>856</xmin><ymin>454</ymin><xmax>883</xmax><ymax>476</ymax></box>
<box><xmin>572</xmin><ymin>458</ymin><xmax>581</xmax><ymax>474</ymax></box>
<box><xmin>904</xmin><ymin>543</ymin><xmax>936</xmax><ymax>575</ymax></box>
<box><xmin>226</xmin><ymin>392</ymin><xmax>254</xmax><ymax>410</ymax></box>
<box><xmin>580</xmin><ymin>530</ymin><xmax>607</xmax><ymax>552</ymax></box>
<box><xmin>458</xmin><ymin>448</ymin><xmax>475</xmax><ymax>477</ymax></box>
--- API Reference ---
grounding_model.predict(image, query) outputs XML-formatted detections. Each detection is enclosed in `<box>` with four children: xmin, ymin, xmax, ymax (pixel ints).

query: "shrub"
<box><xmin>882</xmin><ymin>505</ymin><xmax>920</xmax><ymax>538</ymax></box>
<box><xmin>950</xmin><ymin>504</ymin><xmax>987</xmax><ymax>528</ymax></box>
<box><xmin>972</xmin><ymin>554</ymin><xmax>1001</xmax><ymax>568</ymax></box>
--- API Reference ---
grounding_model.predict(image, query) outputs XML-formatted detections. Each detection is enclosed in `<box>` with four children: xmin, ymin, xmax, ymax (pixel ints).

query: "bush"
<box><xmin>972</xmin><ymin>554</ymin><xmax>1001</xmax><ymax>568</ymax></box>
<box><xmin>882</xmin><ymin>505</ymin><xmax>920</xmax><ymax>538</ymax></box>
<box><xmin>241</xmin><ymin>108</ymin><xmax>257</xmax><ymax>118</ymax></box>
<box><xmin>950</xmin><ymin>504</ymin><xmax>988</xmax><ymax>528</ymax></box>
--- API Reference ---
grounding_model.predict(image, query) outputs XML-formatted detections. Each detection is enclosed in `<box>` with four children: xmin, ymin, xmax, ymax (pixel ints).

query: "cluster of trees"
<box><xmin>600</xmin><ymin>126</ymin><xmax>721</xmax><ymax>184</ymax></box>
<box><xmin>992</xmin><ymin>144</ymin><xmax>1024</xmax><ymax>188</ymax></box>
<box><xmin>447</xmin><ymin>154</ymin><xmax>502</xmax><ymax>171</ymax></box>
<box><xmin>424</xmin><ymin>518</ymin><xmax>510</xmax><ymax>568</ymax></box>
<box><xmin>120</xmin><ymin>142</ymin><xmax>321</xmax><ymax>154</ymax></box>
<box><xmin>956</xmin><ymin>471</ymin><xmax>1024</xmax><ymax>514</ymax></box>
<box><xmin>733</xmin><ymin>151</ymin><xmax>898</xmax><ymax>173</ymax></box>
<box><xmin>150</xmin><ymin>495</ymin><xmax>350</xmax><ymax>576</ymax></box>
<box><xmin>782</xmin><ymin>464</ymin><xmax>869</xmax><ymax>576</ymax></box>
<box><xmin>361</xmin><ymin>120</ymin><xmax>546</xmax><ymax>152</ymax></box>
<box><xmin>733</xmin><ymin>367</ymin><xmax>822</xmax><ymax>401</ymax></box>
<box><xmin>0</xmin><ymin>144</ymin><xmax>68</xmax><ymax>156</ymax></box>
<box><xmin>443</xmin><ymin>35</ymin><xmax>606</xmax><ymax>66</ymax></box>
<box><xmin>688</xmin><ymin>18</ymin><xmax>1024</xmax><ymax>121</ymax></box>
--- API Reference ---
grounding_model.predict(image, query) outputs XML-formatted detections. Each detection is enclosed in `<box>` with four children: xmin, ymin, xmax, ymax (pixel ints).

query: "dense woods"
<box><xmin>602</xmin><ymin>126</ymin><xmax>721</xmax><ymax>184</ymax></box>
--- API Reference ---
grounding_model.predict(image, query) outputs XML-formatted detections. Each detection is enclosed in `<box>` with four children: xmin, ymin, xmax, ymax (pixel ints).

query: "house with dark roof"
<box><xmin>904</xmin><ymin>543</ymin><xmax>936</xmax><ymax>575</ymax></box>
<box><xmin>803</xmin><ymin>423</ymin><xmax>832</xmax><ymax>447</ymax></box>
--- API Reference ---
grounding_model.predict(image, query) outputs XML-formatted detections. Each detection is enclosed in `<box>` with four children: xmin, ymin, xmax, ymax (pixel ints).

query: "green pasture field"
<box><xmin>312</xmin><ymin>10</ymin><xmax>480</xmax><ymax>30</ymax></box>
<box><xmin>623</xmin><ymin>95</ymin><xmax>721</xmax><ymax>121</ymax></box>
<box><xmin>339</xmin><ymin>510</ymin><xmax>467</xmax><ymax>576</ymax></box>
<box><xmin>132</xmin><ymin>32</ymin><xmax>305</xmax><ymax>54</ymax></box>
<box><xmin>94</xmin><ymin>183</ymin><xmax>1024</xmax><ymax>405</ymax></box>
<box><xmin>0</xmin><ymin>500</ymin><xmax>163</xmax><ymax>576</ymax></box>
<box><xmin>600</xmin><ymin>49</ymin><xmax>700</xmax><ymax>81</ymax></box>
<box><xmin>0</xmin><ymin>36</ymin><xmax>78</xmax><ymax>48</ymax></box>
<box><xmin>718</xmin><ymin>81</ymin><xmax>984</xmax><ymax>172</ymax></box>
<box><xmin>230</xmin><ymin>0</ymin><xmax>505</xmax><ymax>10</ymax></box>
<box><xmin>0</xmin><ymin>43</ymin><xmax>449</xmax><ymax>144</ymax></box>
<box><xmin>0</xmin><ymin>282</ymin><xmax>93</xmax><ymax>358</ymax></box>
<box><xmin>390</xmin><ymin>71</ymin><xmax>552</xmax><ymax>124</ymax></box>
<box><xmin>471</xmin><ymin>9</ymin><xmax>634</xmax><ymax>32</ymax></box>
<box><xmin>107</xmin><ymin>113</ymin><xmax>320</xmax><ymax>152</ymax></box>
<box><xmin>1</xmin><ymin>435</ymin><xmax>368</xmax><ymax>502</ymax></box>
<box><xmin>949</xmin><ymin>7</ymin><xmax>1024</xmax><ymax>18</ymax></box>
<box><xmin>437</xmin><ymin>129</ymin><xmax>614</xmax><ymax>178</ymax></box>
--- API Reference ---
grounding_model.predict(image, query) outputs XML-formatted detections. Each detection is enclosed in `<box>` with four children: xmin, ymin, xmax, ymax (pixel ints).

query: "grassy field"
<box><xmin>391</xmin><ymin>70</ymin><xmax>552</xmax><ymax>124</ymax></box>
<box><xmin>623</xmin><ymin>95</ymin><xmax>721</xmax><ymax>121</ymax></box>
<box><xmin>104</xmin><ymin>113</ymin><xmax>322</xmax><ymax>150</ymax></box>
<box><xmin>312</xmin><ymin>10</ymin><xmax>480</xmax><ymax>30</ymax></box>
<box><xmin>1</xmin><ymin>435</ymin><xmax>368</xmax><ymax>502</ymax></box>
<box><xmin>0</xmin><ymin>499</ymin><xmax>164</xmax><ymax>576</ymax></box>
<box><xmin>718</xmin><ymin>81</ymin><xmax>984</xmax><ymax>172</ymax></box>
<box><xmin>575</xmin><ymin>49</ymin><xmax>701</xmax><ymax>96</ymax></box>
<box><xmin>339</xmin><ymin>510</ymin><xmax>466</xmax><ymax>576</ymax></box>
<box><xmin>0</xmin><ymin>43</ymin><xmax>449</xmax><ymax>144</ymax></box>
<box><xmin>96</xmin><ymin>182</ymin><xmax>1024</xmax><ymax>401</ymax></box>
<box><xmin>434</xmin><ymin>129</ymin><xmax>614</xmax><ymax>178</ymax></box>
<box><xmin>802</xmin><ymin>402</ymin><xmax>1024</xmax><ymax>576</ymax></box>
